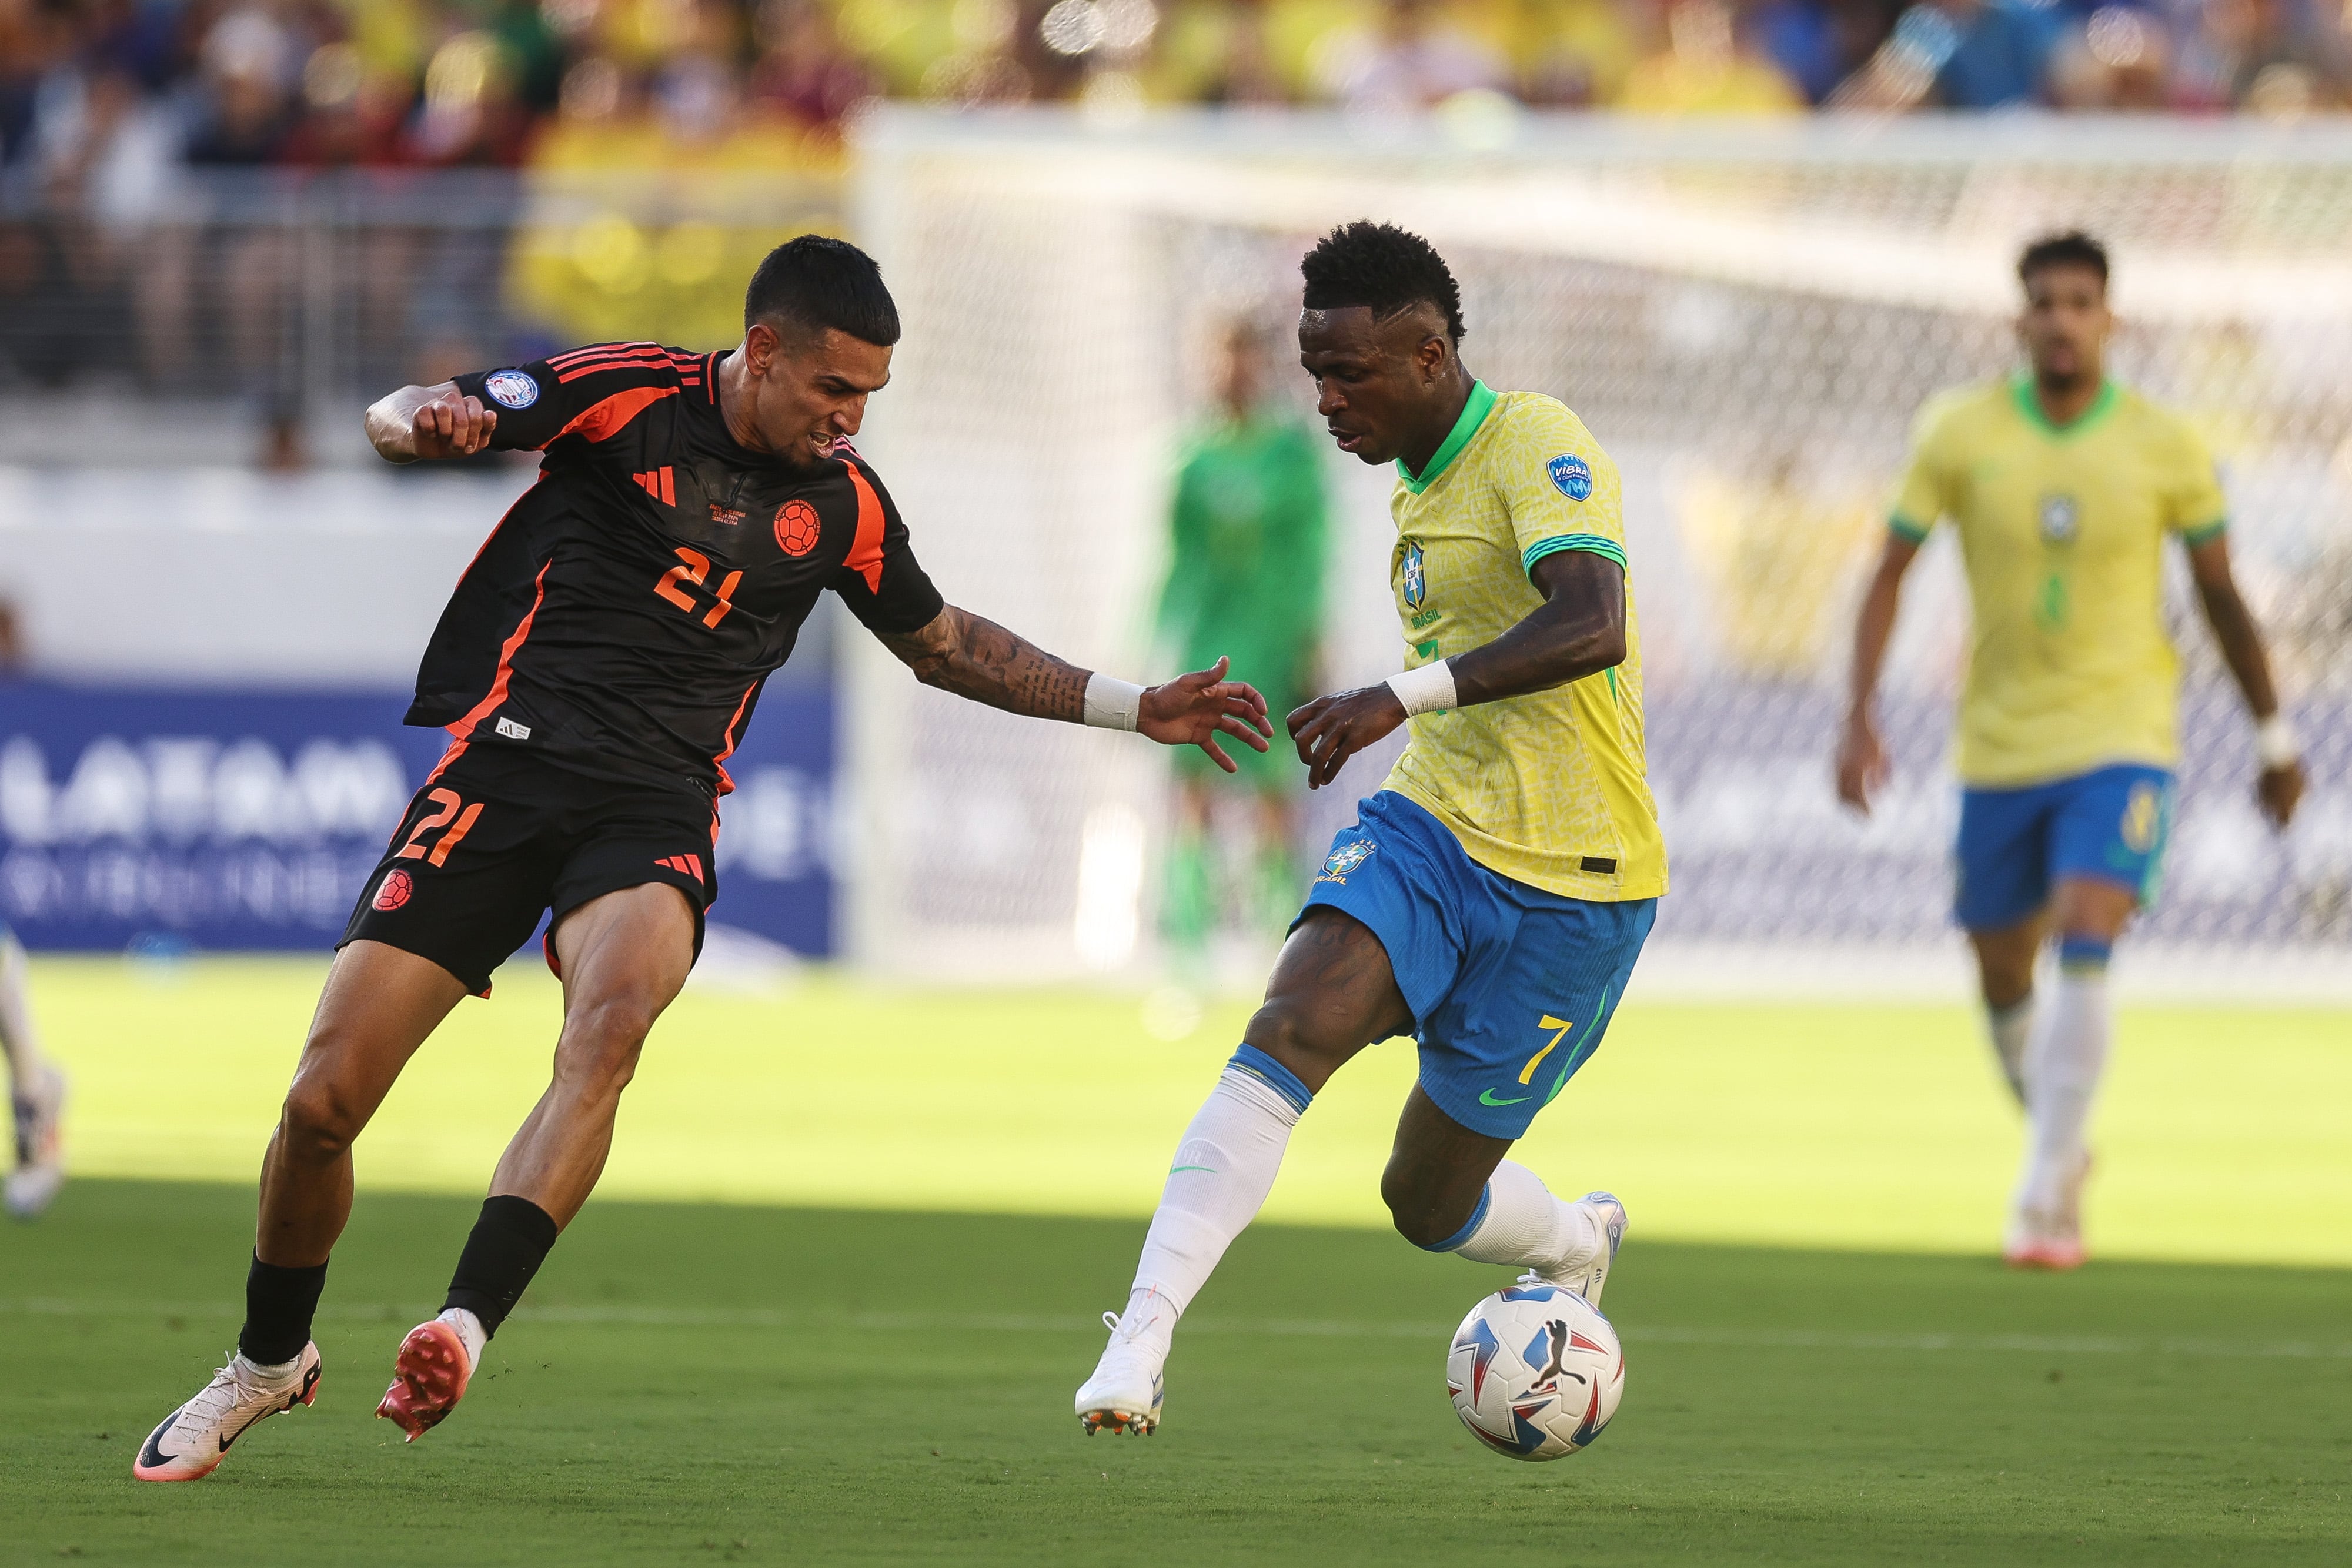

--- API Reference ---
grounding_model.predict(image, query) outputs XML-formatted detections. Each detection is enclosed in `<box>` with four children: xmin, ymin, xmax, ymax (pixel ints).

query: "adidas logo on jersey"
<box><xmin>656</xmin><ymin>853</ymin><xmax>704</xmax><ymax>885</ymax></box>
<box><xmin>632</xmin><ymin>467</ymin><xmax>676</xmax><ymax>506</ymax></box>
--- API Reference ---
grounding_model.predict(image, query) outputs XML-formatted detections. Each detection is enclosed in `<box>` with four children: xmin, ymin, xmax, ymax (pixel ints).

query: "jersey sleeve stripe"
<box><xmin>446</xmin><ymin>561</ymin><xmax>551</xmax><ymax>741</ymax></box>
<box><xmin>1521</xmin><ymin>534</ymin><xmax>1627</xmax><ymax>575</ymax></box>
<box><xmin>2181</xmin><ymin>517</ymin><xmax>2229</xmax><ymax>546</ymax></box>
<box><xmin>554</xmin><ymin>355</ymin><xmax>681</xmax><ymax>385</ymax></box>
<box><xmin>1889</xmin><ymin>513</ymin><xmax>1933</xmax><ymax>543</ymax></box>
<box><xmin>549</xmin><ymin>384</ymin><xmax>680</xmax><ymax>446</ymax></box>
<box><xmin>548</xmin><ymin>340</ymin><xmax>662</xmax><ymax>367</ymax></box>
<box><xmin>840</xmin><ymin>457</ymin><xmax>888</xmax><ymax>592</ymax></box>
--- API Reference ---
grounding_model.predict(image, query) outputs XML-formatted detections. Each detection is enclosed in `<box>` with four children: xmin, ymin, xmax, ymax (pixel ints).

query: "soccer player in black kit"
<box><xmin>133</xmin><ymin>238</ymin><xmax>1272</xmax><ymax>1481</ymax></box>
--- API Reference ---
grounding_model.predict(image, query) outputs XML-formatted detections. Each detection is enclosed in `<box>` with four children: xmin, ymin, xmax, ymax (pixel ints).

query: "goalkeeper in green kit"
<box><xmin>1157</xmin><ymin>320</ymin><xmax>1331</xmax><ymax>960</ymax></box>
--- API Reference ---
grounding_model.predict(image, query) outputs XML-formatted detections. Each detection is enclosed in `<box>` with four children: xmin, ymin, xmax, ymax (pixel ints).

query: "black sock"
<box><xmin>442</xmin><ymin>1196</ymin><xmax>560</xmax><ymax>1338</ymax></box>
<box><xmin>239</xmin><ymin>1255</ymin><xmax>328</xmax><ymax>1366</ymax></box>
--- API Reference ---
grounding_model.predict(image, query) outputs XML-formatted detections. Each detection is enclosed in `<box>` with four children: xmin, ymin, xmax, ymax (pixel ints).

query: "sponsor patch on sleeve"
<box><xmin>1547</xmin><ymin>454</ymin><xmax>1593</xmax><ymax>502</ymax></box>
<box><xmin>483</xmin><ymin>370</ymin><xmax>539</xmax><ymax>410</ymax></box>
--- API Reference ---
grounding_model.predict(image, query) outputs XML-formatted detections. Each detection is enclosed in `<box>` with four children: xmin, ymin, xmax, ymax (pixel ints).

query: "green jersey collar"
<box><xmin>2012</xmin><ymin>375</ymin><xmax>2119</xmax><ymax>438</ymax></box>
<box><xmin>1398</xmin><ymin>380</ymin><xmax>1498</xmax><ymax>493</ymax></box>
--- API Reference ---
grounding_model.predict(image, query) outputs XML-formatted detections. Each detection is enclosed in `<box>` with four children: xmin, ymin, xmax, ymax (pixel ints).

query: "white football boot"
<box><xmin>1075</xmin><ymin>1308</ymin><xmax>1167</xmax><ymax>1436</ymax></box>
<box><xmin>5</xmin><ymin>1061</ymin><xmax>66</xmax><ymax>1221</ymax></box>
<box><xmin>1520</xmin><ymin>1191</ymin><xmax>1628</xmax><ymax>1307</ymax></box>
<box><xmin>2004</xmin><ymin>1151</ymin><xmax>2092</xmax><ymax>1271</ymax></box>
<box><xmin>133</xmin><ymin>1343</ymin><xmax>323</xmax><ymax>1482</ymax></box>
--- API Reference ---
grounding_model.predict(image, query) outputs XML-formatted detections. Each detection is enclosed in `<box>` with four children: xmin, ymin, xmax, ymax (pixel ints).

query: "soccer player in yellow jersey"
<box><xmin>1838</xmin><ymin>232</ymin><xmax>2307</xmax><ymax>1271</ymax></box>
<box><xmin>1078</xmin><ymin>222</ymin><xmax>1664</xmax><ymax>1439</ymax></box>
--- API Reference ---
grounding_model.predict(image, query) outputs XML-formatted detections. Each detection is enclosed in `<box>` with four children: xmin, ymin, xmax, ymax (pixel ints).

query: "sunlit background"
<box><xmin>3</xmin><ymin>2</ymin><xmax>2350</xmax><ymax>1254</ymax></box>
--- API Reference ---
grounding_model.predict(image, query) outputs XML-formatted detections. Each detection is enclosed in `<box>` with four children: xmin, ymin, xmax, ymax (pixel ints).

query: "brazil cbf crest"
<box><xmin>1548</xmin><ymin>454</ymin><xmax>1593</xmax><ymax>502</ymax></box>
<box><xmin>483</xmin><ymin>370</ymin><xmax>539</xmax><ymax>410</ymax></box>
<box><xmin>1401</xmin><ymin>541</ymin><xmax>1427</xmax><ymax>609</ymax></box>
<box><xmin>1316</xmin><ymin>840</ymin><xmax>1375</xmax><ymax>885</ymax></box>
<box><xmin>2039</xmin><ymin>492</ymin><xmax>2080</xmax><ymax>545</ymax></box>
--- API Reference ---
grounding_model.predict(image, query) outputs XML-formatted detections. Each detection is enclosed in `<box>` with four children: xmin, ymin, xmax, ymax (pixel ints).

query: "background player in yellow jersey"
<box><xmin>1838</xmin><ymin>232</ymin><xmax>2307</xmax><ymax>1270</ymax></box>
<box><xmin>1077</xmin><ymin>222</ymin><xmax>1665</xmax><ymax>1436</ymax></box>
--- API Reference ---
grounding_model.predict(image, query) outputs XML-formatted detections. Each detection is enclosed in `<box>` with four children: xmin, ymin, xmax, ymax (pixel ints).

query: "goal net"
<box><xmin>843</xmin><ymin>109</ymin><xmax>2352</xmax><ymax>991</ymax></box>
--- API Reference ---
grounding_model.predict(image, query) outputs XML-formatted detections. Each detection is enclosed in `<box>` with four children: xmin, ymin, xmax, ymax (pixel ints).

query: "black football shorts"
<box><xmin>340</xmin><ymin>744</ymin><xmax>716</xmax><ymax>995</ymax></box>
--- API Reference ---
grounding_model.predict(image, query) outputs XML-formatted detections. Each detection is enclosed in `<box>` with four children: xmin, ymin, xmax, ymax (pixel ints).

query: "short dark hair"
<box><xmin>744</xmin><ymin>234</ymin><xmax>900</xmax><ymax>345</ymax></box>
<box><xmin>1300</xmin><ymin>221</ymin><xmax>1466</xmax><ymax>343</ymax></box>
<box><xmin>2018</xmin><ymin>230</ymin><xmax>2109</xmax><ymax>291</ymax></box>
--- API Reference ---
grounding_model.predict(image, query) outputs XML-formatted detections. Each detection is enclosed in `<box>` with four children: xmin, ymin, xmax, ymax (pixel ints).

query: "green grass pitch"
<box><xmin>3</xmin><ymin>957</ymin><xmax>2348</xmax><ymax>1564</ymax></box>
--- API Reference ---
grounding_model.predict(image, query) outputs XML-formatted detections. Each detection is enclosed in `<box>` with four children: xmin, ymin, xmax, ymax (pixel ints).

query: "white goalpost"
<box><xmin>843</xmin><ymin>108</ymin><xmax>2352</xmax><ymax>992</ymax></box>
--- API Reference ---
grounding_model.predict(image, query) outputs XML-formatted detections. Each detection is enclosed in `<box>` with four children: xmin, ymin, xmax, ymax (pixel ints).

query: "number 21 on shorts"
<box><xmin>397</xmin><ymin>788</ymin><xmax>483</xmax><ymax>868</ymax></box>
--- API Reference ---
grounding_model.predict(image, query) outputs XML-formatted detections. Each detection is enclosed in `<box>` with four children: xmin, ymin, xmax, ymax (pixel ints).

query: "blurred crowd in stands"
<box><xmin>0</xmin><ymin>0</ymin><xmax>2346</xmax><ymax>204</ymax></box>
<box><xmin>0</xmin><ymin>0</ymin><xmax>2345</xmax><ymax>444</ymax></box>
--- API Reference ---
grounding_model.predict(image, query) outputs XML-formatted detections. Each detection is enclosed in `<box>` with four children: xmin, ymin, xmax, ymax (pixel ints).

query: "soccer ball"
<box><xmin>1445</xmin><ymin>1283</ymin><xmax>1624</xmax><ymax>1460</ymax></box>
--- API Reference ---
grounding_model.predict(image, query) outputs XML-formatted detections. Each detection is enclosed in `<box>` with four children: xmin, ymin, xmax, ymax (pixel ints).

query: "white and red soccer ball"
<box><xmin>1445</xmin><ymin>1282</ymin><xmax>1624</xmax><ymax>1461</ymax></box>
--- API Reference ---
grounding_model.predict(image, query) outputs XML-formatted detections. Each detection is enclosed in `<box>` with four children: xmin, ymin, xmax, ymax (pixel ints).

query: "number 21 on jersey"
<box><xmin>654</xmin><ymin>547</ymin><xmax>741</xmax><ymax>628</ymax></box>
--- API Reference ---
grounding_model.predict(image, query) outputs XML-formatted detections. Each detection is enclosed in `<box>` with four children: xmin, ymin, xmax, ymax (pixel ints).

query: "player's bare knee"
<box><xmin>279</xmin><ymin>1079</ymin><xmax>363</xmax><ymax>1162</ymax></box>
<box><xmin>1379</xmin><ymin>1164</ymin><xmax>1463</xmax><ymax>1249</ymax></box>
<box><xmin>556</xmin><ymin>997</ymin><xmax>656</xmax><ymax>1089</ymax></box>
<box><xmin>1242</xmin><ymin>998</ymin><xmax>1349</xmax><ymax>1086</ymax></box>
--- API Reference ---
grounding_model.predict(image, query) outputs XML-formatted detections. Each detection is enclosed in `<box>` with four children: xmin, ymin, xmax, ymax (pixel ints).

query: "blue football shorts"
<box><xmin>1953</xmin><ymin>763</ymin><xmax>2175</xmax><ymax>932</ymax></box>
<box><xmin>1297</xmin><ymin>790</ymin><xmax>1656</xmax><ymax>1141</ymax></box>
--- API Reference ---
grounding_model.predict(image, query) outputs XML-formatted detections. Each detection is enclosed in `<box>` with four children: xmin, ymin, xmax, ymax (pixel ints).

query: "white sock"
<box><xmin>2014</xmin><ymin>961</ymin><xmax>2111</xmax><ymax>1216</ymax></box>
<box><xmin>1985</xmin><ymin>994</ymin><xmax>2034</xmax><ymax>1108</ymax></box>
<box><xmin>1120</xmin><ymin>1049</ymin><xmax>1310</xmax><ymax>1358</ymax></box>
<box><xmin>0</xmin><ymin>930</ymin><xmax>48</xmax><ymax>1086</ymax></box>
<box><xmin>1441</xmin><ymin>1159</ymin><xmax>1597</xmax><ymax>1273</ymax></box>
<box><xmin>437</xmin><ymin>1306</ymin><xmax>488</xmax><ymax>1371</ymax></box>
<box><xmin>233</xmin><ymin>1352</ymin><xmax>301</xmax><ymax>1384</ymax></box>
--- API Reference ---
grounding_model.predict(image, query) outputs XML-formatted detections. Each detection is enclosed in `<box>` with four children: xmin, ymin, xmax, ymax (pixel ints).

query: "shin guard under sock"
<box><xmin>239</xmin><ymin>1255</ymin><xmax>329</xmax><ymax>1367</ymax></box>
<box><xmin>442</xmin><ymin>1195</ymin><xmax>560</xmax><ymax>1338</ymax></box>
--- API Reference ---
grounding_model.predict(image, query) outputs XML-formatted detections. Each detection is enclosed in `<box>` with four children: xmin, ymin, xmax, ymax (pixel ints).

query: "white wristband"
<box><xmin>2256</xmin><ymin>713</ymin><xmax>2300</xmax><ymax>770</ymax></box>
<box><xmin>1083</xmin><ymin>671</ymin><xmax>1144</xmax><ymax>732</ymax></box>
<box><xmin>1386</xmin><ymin>658</ymin><xmax>1457</xmax><ymax>718</ymax></box>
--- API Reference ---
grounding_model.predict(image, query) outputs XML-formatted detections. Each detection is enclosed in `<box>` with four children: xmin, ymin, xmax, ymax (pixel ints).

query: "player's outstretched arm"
<box><xmin>877</xmin><ymin>605</ymin><xmax>1274</xmax><ymax>773</ymax></box>
<box><xmin>1286</xmin><ymin>550</ymin><xmax>1626</xmax><ymax>791</ymax></box>
<box><xmin>2187</xmin><ymin>534</ymin><xmax>2306</xmax><ymax>827</ymax></box>
<box><xmin>1835</xmin><ymin>531</ymin><xmax>1922</xmax><ymax>817</ymax></box>
<box><xmin>365</xmin><ymin>381</ymin><xmax>497</xmax><ymax>463</ymax></box>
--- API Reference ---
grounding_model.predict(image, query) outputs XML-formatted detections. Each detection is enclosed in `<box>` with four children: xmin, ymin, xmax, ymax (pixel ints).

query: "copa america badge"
<box><xmin>483</xmin><ymin>370</ymin><xmax>539</xmax><ymax>410</ymax></box>
<box><xmin>1548</xmin><ymin>454</ymin><xmax>1593</xmax><ymax>501</ymax></box>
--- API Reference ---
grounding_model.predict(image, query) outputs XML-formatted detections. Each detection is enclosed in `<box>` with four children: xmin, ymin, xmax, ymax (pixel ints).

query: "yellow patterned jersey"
<box><xmin>1379</xmin><ymin>382</ymin><xmax>1667</xmax><ymax>902</ymax></box>
<box><xmin>1891</xmin><ymin>379</ymin><xmax>2229</xmax><ymax>787</ymax></box>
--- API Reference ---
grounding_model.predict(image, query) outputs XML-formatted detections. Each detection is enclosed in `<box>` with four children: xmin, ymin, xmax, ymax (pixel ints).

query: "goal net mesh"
<box><xmin>843</xmin><ymin>111</ymin><xmax>2352</xmax><ymax>987</ymax></box>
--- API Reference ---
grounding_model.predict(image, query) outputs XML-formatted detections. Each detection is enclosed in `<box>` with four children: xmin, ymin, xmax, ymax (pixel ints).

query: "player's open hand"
<box><xmin>1140</xmin><ymin>656</ymin><xmax>1273</xmax><ymax>774</ymax></box>
<box><xmin>409</xmin><ymin>389</ymin><xmax>497</xmax><ymax>460</ymax></box>
<box><xmin>1288</xmin><ymin>684</ymin><xmax>1408</xmax><ymax>791</ymax></box>
<box><xmin>2258</xmin><ymin>760</ymin><xmax>2306</xmax><ymax>829</ymax></box>
<box><xmin>1835</xmin><ymin>712</ymin><xmax>1890</xmax><ymax>816</ymax></box>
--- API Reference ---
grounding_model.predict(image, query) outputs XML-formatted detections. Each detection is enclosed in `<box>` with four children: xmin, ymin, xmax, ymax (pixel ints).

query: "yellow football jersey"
<box><xmin>1891</xmin><ymin>379</ymin><xmax>2229</xmax><ymax>788</ymax></box>
<box><xmin>1380</xmin><ymin>382</ymin><xmax>1667</xmax><ymax>902</ymax></box>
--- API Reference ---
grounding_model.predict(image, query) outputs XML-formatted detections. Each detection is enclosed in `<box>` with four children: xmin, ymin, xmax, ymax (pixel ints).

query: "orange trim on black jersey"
<box><xmin>711</xmin><ymin>678</ymin><xmax>759</xmax><ymax>797</ymax></box>
<box><xmin>447</xmin><ymin>561</ymin><xmax>552</xmax><ymax>741</ymax></box>
<box><xmin>549</xmin><ymin>342</ymin><xmax>665</xmax><ymax>373</ymax></box>
<box><xmin>549</xmin><ymin>340</ymin><xmax>659</xmax><ymax>365</ymax></box>
<box><xmin>552</xmin><ymin>385</ymin><xmax>680</xmax><ymax>446</ymax></box>
<box><xmin>840</xmin><ymin>456</ymin><xmax>887</xmax><ymax>593</ymax></box>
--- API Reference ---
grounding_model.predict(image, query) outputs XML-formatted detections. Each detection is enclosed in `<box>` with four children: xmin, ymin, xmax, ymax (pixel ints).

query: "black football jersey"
<box><xmin>410</xmin><ymin>343</ymin><xmax>944</xmax><ymax>795</ymax></box>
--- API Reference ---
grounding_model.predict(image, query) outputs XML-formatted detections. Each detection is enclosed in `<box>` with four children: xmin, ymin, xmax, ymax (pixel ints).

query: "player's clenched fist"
<box><xmin>410</xmin><ymin>389</ymin><xmax>496</xmax><ymax>459</ymax></box>
<box><xmin>365</xmin><ymin>380</ymin><xmax>497</xmax><ymax>463</ymax></box>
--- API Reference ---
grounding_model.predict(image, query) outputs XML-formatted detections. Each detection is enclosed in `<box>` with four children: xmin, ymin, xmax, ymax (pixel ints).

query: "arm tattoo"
<box><xmin>880</xmin><ymin>605</ymin><xmax>1090</xmax><ymax>721</ymax></box>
